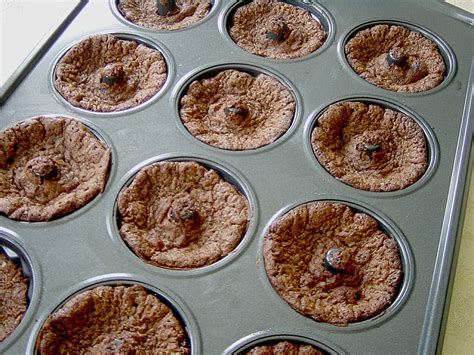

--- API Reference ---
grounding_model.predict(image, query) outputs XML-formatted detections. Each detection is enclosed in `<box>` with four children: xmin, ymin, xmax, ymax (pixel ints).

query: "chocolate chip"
<box><xmin>363</xmin><ymin>143</ymin><xmax>381</xmax><ymax>159</ymax></box>
<box><xmin>101</xmin><ymin>75</ymin><xmax>121</xmax><ymax>86</ymax></box>
<box><xmin>224</xmin><ymin>107</ymin><xmax>247</xmax><ymax>117</ymax></box>
<box><xmin>386</xmin><ymin>49</ymin><xmax>407</xmax><ymax>67</ymax></box>
<box><xmin>266</xmin><ymin>22</ymin><xmax>289</xmax><ymax>42</ymax></box>
<box><xmin>324</xmin><ymin>248</ymin><xmax>346</xmax><ymax>274</ymax></box>
<box><xmin>156</xmin><ymin>0</ymin><xmax>176</xmax><ymax>16</ymax></box>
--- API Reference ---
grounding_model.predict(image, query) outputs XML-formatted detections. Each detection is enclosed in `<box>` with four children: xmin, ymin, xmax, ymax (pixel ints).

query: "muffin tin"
<box><xmin>0</xmin><ymin>0</ymin><xmax>472</xmax><ymax>353</ymax></box>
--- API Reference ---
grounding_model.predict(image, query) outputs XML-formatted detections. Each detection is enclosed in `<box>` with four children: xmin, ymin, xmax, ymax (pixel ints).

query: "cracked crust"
<box><xmin>117</xmin><ymin>161</ymin><xmax>249</xmax><ymax>269</ymax></box>
<box><xmin>0</xmin><ymin>116</ymin><xmax>111</xmax><ymax>221</ymax></box>
<box><xmin>54</xmin><ymin>34</ymin><xmax>167</xmax><ymax>112</ymax></box>
<box><xmin>118</xmin><ymin>0</ymin><xmax>211</xmax><ymax>31</ymax></box>
<box><xmin>36</xmin><ymin>285</ymin><xmax>190</xmax><ymax>354</ymax></box>
<box><xmin>263</xmin><ymin>201</ymin><xmax>402</xmax><ymax>325</ymax></box>
<box><xmin>229</xmin><ymin>0</ymin><xmax>326</xmax><ymax>59</ymax></box>
<box><xmin>345</xmin><ymin>24</ymin><xmax>446</xmax><ymax>92</ymax></box>
<box><xmin>180</xmin><ymin>69</ymin><xmax>295</xmax><ymax>150</ymax></box>
<box><xmin>0</xmin><ymin>252</ymin><xmax>28</xmax><ymax>342</ymax></box>
<box><xmin>311</xmin><ymin>101</ymin><xmax>428</xmax><ymax>192</ymax></box>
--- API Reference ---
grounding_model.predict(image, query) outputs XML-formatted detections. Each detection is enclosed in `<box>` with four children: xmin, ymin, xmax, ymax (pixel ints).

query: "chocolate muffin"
<box><xmin>244</xmin><ymin>340</ymin><xmax>324</xmax><ymax>354</ymax></box>
<box><xmin>345</xmin><ymin>24</ymin><xmax>446</xmax><ymax>92</ymax></box>
<box><xmin>229</xmin><ymin>0</ymin><xmax>326</xmax><ymax>59</ymax></box>
<box><xmin>0</xmin><ymin>116</ymin><xmax>111</xmax><ymax>221</ymax></box>
<box><xmin>311</xmin><ymin>101</ymin><xmax>428</xmax><ymax>192</ymax></box>
<box><xmin>118</xmin><ymin>161</ymin><xmax>249</xmax><ymax>269</ymax></box>
<box><xmin>36</xmin><ymin>284</ymin><xmax>190</xmax><ymax>354</ymax></box>
<box><xmin>180</xmin><ymin>69</ymin><xmax>295</xmax><ymax>150</ymax></box>
<box><xmin>0</xmin><ymin>251</ymin><xmax>28</xmax><ymax>342</ymax></box>
<box><xmin>118</xmin><ymin>0</ymin><xmax>211</xmax><ymax>31</ymax></box>
<box><xmin>54</xmin><ymin>34</ymin><xmax>167</xmax><ymax>112</ymax></box>
<box><xmin>263</xmin><ymin>201</ymin><xmax>402</xmax><ymax>326</ymax></box>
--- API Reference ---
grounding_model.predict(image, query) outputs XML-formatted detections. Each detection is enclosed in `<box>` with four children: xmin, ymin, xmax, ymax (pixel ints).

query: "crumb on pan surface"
<box><xmin>311</xmin><ymin>101</ymin><xmax>428</xmax><ymax>192</ymax></box>
<box><xmin>180</xmin><ymin>69</ymin><xmax>295</xmax><ymax>150</ymax></box>
<box><xmin>118</xmin><ymin>161</ymin><xmax>249</xmax><ymax>269</ymax></box>
<box><xmin>36</xmin><ymin>284</ymin><xmax>190</xmax><ymax>354</ymax></box>
<box><xmin>345</xmin><ymin>24</ymin><xmax>445</xmax><ymax>92</ymax></box>
<box><xmin>0</xmin><ymin>116</ymin><xmax>111</xmax><ymax>221</ymax></box>
<box><xmin>229</xmin><ymin>0</ymin><xmax>326</xmax><ymax>59</ymax></box>
<box><xmin>244</xmin><ymin>340</ymin><xmax>325</xmax><ymax>354</ymax></box>
<box><xmin>54</xmin><ymin>34</ymin><xmax>167</xmax><ymax>112</ymax></box>
<box><xmin>263</xmin><ymin>201</ymin><xmax>402</xmax><ymax>325</ymax></box>
<box><xmin>118</xmin><ymin>0</ymin><xmax>211</xmax><ymax>31</ymax></box>
<box><xmin>0</xmin><ymin>252</ymin><xmax>28</xmax><ymax>342</ymax></box>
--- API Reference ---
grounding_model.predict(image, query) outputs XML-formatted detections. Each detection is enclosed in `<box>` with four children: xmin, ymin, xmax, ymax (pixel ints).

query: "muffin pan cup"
<box><xmin>25</xmin><ymin>274</ymin><xmax>201</xmax><ymax>354</ymax></box>
<box><xmin>0</xmin><ymin>0</ymin><xmax>472</xmax><ymax>354</ymax></box>
<box><xmin>0</xmin><ymin>230</ymin><xmax>41</xmax><ymax>352</ymax></box>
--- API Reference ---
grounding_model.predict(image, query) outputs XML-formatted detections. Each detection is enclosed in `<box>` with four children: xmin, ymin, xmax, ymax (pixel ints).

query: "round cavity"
<box><xmin>112</xmin><ymin>0</ymin><xmax>215</xmax><ymax>31</ymax></box>
<box><xmin>226</xmin><ymin>334</ymin><xmax>335</xmax><ymax>354</ymax></box>
<box><xmin>262</xmin><ymin>199</ymin><xmax>413</xmax><ymax>327</ymax></box>
<box><xmin>114</xmin><ymin>156</ymin><xmax>254</xmax><ymax>270</ymax></box>
<box><xmin>33</xmin><ymin>279</ymin><xmax>193</xmax><ymax>354</ymax></box>
<box><xmin>225</xmin><ymin>0</ymin><xmax>333</xmax><ymax>59</ymax></box>
<box><xmin>0</xmin><ymin>232</ymin><xmax>36</xmax><ymax>347</ymax></box>
<box><xmin>177</xmin><ymin>64</ymin><xmax>298</xmax><ymax>151</ymax></box>
<box><xmin>343</xmin><ymin>20</ymin><xmax>456</xmax><ymax>93</ymax></box>
<box><xmin>0</xmin><ymin>115</ymin><xmax>112</xmax><ymax>222</ymax></box>
<box><xmin>308</xmin><ymin>98</ymin><xmax>436</xmax><ymax>193</ymax></box>
<box><xmin>52</xmin><ymin>32</ymin><xmax>170</xmax><ymax>114</ymax></box>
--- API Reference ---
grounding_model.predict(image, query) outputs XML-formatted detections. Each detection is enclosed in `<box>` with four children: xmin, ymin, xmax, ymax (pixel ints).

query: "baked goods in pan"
<box><xmin>54</xmin><ymin>34</ymin><xmax>167</xmax><ymax>112</ymax></box>
<box><xmin>0</xmin><ymin>251</ymin><xmax>28</xmax><ymax>342</ymax></box>
<box><xmin>245</xmin><ymin>340</ymin><xmax>324</xmax><ymax>354</ymax></box>
<box><xmin>0</xmin><ymin>116</ymin><xmax>111</xmax><ymax>221</ymax></box>
<box><xmin>180</xmin><ymin>69</ymin><xmax>295</xmax><ymax>150</ymax></box>
<box><xmin>263</xmin><ymin>201</ymin><xmax>402</xmax><ymax>325</ymax></box>
<box><xmin>118</xmin><ymin>161</ymin><xmax>249</xmax><ymax>269</ymax></box>
<box><xmin>118</xmin><ymin>0</ymin><xmax>211</xmax><ymax>31</ymax></box>
<box><xmin>229</xmin><ymin>0</ymin><xmax>326</xmax><ymax>59</ymax></box>
<box><xmin>36</xmin><ymin>284</ymin><xmax>190</xmax><ymax>353</ymax></box>
<box><xmin>311</xmin><ymin>101</ymin><xmax>428</xmax><ymax>192</ymax></box>
<box><xmin>345</xmin><ymin>24</ymin><xmax>446</xmax><ymax>92</ymax></box>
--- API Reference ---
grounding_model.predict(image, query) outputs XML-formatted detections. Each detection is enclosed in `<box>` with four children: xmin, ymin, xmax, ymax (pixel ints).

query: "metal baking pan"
<box><xmin>0</xmin><ymin>0</ymin><xmax>472</xmax><ymax>353</ymax></box>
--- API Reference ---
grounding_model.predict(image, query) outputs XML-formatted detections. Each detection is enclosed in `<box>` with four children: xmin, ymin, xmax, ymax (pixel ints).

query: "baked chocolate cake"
<box><xmin>345</xmin><ymin>24</ymin><xmax>446</xmax><ymax>92</ymax></box>
<box><xmin>54</xmin><ymin>34</ymin><xmax>167</xmax><ymax>112</ymax></box>
<box><xmin>36</xmin><ymin>284</ymin><xmax>190</xmax><ymax>353</ymax></box>
<box><xmin>311</xmin><ymin>101</ymin><xmax>428</xmax><ymax>192</ymax></box>
<box><xmin>118</xmin><ymin>0</ymin><xmax>211</xmax><ymax>31</ymax></box>
<box><xmin>0</xmin><ymin>116</ymin><xmax>111</xmax><ymax>221</ymax></box>
<box><xmin>245</xmin><ymin>340</ymin><xmax>324</xmax><ymax>354</ymax></box>
<box><xmin>0</xmin><ymin>251</ymin><xmax>28</xmax><ymax>342</ymax></box>
<box><xmin>263</xmin><ymin>201</ymin><xmax>402</xmax><ymax>325</ymax></box>
<box><xmin>180</xmin><ymin>69</ymin><xmax>295</xmax><ymax>150</ymax></box>
<box><xmin>118</xmin><ymin>161</ymin><xmax>249</xmax><ymax>269</ymax></box>
<box><xmin>229</xmin><ymin>0</ymin><xmax>326</xmax><ymax>59</ymax></box>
